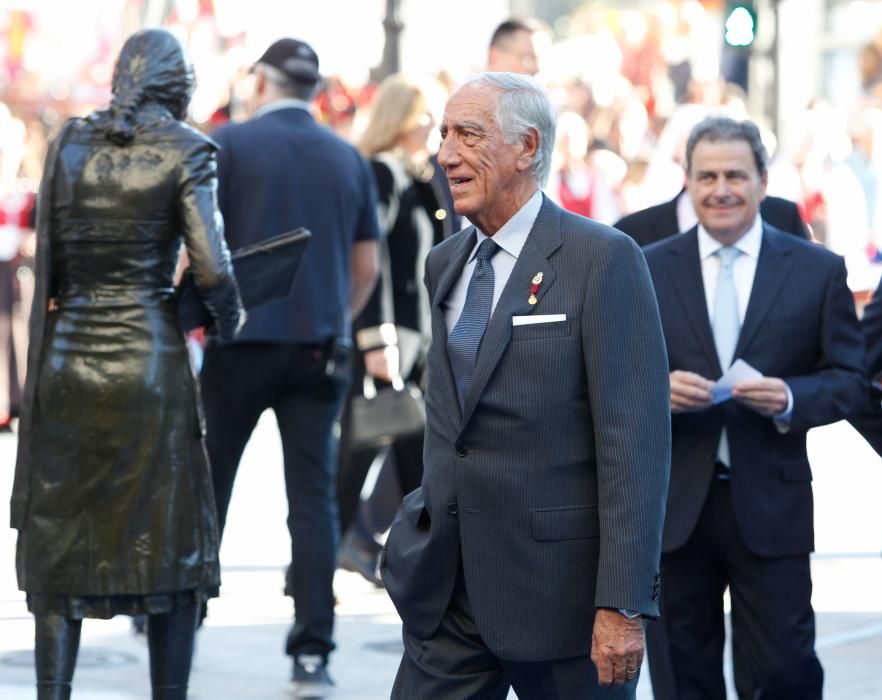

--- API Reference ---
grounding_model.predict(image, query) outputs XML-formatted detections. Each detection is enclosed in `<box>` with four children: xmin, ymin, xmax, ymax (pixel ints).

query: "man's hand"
<box><xmin>590</xmin><ymin>608</ymin><xmax>644</xmax><ymax>686</ymax></box>
<box><xmin>732</xmin><ymin>377</ymin><xmax>789</xmax><ymax>416</ymax></box>
<box><xmin>670</xmin><ymin>370</ymin><xmax>713</xmax><ymax>413</ymax></box>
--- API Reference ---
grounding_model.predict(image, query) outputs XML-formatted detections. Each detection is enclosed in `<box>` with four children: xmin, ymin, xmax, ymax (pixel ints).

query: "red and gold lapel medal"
<box><xmin>528</xmin><ymin>271</ymin><xmax>543</xmax><ymax>305</ymax></box>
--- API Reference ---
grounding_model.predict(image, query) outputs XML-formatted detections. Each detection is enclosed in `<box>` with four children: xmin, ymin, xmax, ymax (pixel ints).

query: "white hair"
<box><xmin>462</xmin><ymin>72</ymin><xmax>557</xmax><ymax>187</ymax></box>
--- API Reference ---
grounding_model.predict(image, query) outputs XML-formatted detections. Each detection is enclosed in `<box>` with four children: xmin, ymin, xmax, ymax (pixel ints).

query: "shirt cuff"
<box><xmin>773</xmin><ymin>382</ymin><xmax>794</xmax><ymax>433</ymax></box>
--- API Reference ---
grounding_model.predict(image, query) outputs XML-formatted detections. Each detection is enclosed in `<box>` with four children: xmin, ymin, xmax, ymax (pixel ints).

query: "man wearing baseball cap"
<box><xmin>201</xmin><ymin>38</ymin><xmax>381</xmax><ymax>698</ymax></box>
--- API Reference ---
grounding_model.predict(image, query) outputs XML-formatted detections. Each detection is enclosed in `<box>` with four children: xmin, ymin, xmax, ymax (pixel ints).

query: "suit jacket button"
<box><xmin>447</xmin><ymin>503</ymin><xmax>458</xmax><ymax>516</ymax></box>
<box><xmin>456</xmin><ymin>446</ymin><xmax>468</xmax><ymax>458</ymax></box>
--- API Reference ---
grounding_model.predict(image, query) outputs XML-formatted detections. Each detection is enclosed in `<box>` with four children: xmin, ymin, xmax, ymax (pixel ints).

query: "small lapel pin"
<box><xmin>528</xmin><ymin>272</ymin><xmax>543</xmax><ymax>305</ymax></box>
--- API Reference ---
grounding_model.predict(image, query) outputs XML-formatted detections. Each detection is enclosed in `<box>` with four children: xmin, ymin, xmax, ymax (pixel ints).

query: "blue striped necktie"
<box><xmin>447</xmin><ymin>238</ymin><xmax>499</xmax><ymax>407</ymax></box>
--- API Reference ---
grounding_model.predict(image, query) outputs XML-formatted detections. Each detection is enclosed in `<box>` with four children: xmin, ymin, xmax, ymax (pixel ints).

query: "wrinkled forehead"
<box><xmin>442</xmin><ymin>83</ymin><xmax>499</xmax><ymax>126</ymax></box>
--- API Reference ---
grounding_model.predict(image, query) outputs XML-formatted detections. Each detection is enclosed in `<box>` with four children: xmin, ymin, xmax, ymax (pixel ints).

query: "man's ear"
<box><xmin>253</xmin><ymin>69</ymin><xmax>267</xmax><ymax>98</ymax></box>
<box><xmin>517</xmin><ymin>127</ymin><xmax>540</xmax><ymax>173</ymax></box>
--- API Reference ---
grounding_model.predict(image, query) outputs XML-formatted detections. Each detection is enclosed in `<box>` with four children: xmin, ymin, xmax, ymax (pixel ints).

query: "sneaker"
<box><xmin>291</xmin><ymin>654</ymin><xmax>334</xmax><ymax>699</ymax></box>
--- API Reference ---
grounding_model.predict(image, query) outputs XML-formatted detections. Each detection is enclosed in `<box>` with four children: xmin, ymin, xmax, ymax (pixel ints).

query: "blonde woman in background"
<box><xmin>336</xmin><ymin>74</ymin><xmax>458</xmax><ymax>584</ymax></box>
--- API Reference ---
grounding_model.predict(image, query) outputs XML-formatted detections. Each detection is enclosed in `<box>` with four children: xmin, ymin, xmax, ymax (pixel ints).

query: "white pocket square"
<box><xmin>512</xmin><ymin>314</ymin><xmax>567</xmax><ymax>326</ymax></box>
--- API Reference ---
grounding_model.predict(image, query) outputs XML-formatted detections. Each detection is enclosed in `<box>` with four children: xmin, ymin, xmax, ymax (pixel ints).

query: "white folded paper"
<box><xmin>711</xmin><ymin>359</ymin><xmax>763</xmax><ymax>404</ymax></box>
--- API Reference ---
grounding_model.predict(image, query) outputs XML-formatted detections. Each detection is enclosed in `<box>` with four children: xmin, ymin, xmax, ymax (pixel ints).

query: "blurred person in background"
<box><xmin>199</xmin><ymin>37</ymin><xmax>380</xmax><ymax>699</ymax></box>
<box><xmin>0</xmin><ymin>104</ymin><xmax>29</xmax><ymax>432</ymax></box>
<box><xmin>769</xmin><ymin>99</ymin><xmax>870</xmax><ymax>274</ymax></box>
<box><xmin>336</xmin><ymin>73</ymin><xmax>457</xmax><ymax>586</ymax></box>
<box><xmin>850</xmin><ymin>275</ymin><xmax>882</xmax><ymax>456</ymax></box>
<box><xmin>845</xmin><ymin>106</ymin><xmax>882</xmax><ymax>260</ymax></box>
<box><xmin>546</xmin><ymin>111</ymin><xmax>620</xmax><ymax>224</ymax></box>
<box><xmin>10</xmin><ymin>28</ymin><xmax>244</xmax><ymax>700</ymax></box>
<box><xmin>486</xmin><ymin>17</ymin><xmax>545</xmax><ymax>76</ymax></box>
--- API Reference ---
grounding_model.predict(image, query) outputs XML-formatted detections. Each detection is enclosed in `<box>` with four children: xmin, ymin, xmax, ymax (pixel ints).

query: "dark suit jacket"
<box><xmin>615</xmin><ymin>191</ymin><xmax>808</xmax><ymax>247</ymax></box>
<box><xmin>849</xmin><ymin>277</ymin><xmax>882</xmax><ymax>455</ymax></box>
<box><xmin>863</xmin><ymin>278</ymin><xmax>882</xmax><ymax>380</ymax></box>
<box><xmin>212</xmin><ymin>106</ymin><xmax>380</xmax><ymax>345</ymax></box>
<box><xmin>643</xmin><ymin>225</ymin><xmax>865</xmax><ymax>557</ymax></box>
<box><xmin>380</xmin><ymin>196</ymin><xmax>671</xmax><ymax>662</ymax></box>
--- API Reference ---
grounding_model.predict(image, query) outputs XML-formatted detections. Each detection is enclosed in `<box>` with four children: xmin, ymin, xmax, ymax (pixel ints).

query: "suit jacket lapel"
<box><xmin>460</xmin><ymin>196</ymin><xmax>561</xmax><ymax>427</ymax></box>
<box><xmin>431</xmin><ymin>228</ymin><xmax>476</xmax><ymax>420</ymax></box>
<box><xmin>668</xmin><ymin>228</ymin><xmax>722</xmax><ymax>375</ymax></box>
<box><xmin>734</xmin><ymin>226</ymin><xmax>792</xmax><ymax>358</ymax></box>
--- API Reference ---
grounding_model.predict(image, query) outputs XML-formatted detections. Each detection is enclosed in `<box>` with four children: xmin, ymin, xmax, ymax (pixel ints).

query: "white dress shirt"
<box><xmin>697</xmin><ymin>215</ymin><xmax>762</xmax><ymax>326</ymax></box>
<box><xmin>697</xmin><ymin>215</ymin><xmax>793</xmax><ymax>423</ymax></box>
<box><xmin>444</xmin><ymin>190</ymin><xmax>543</xmax><ymax>334</ymax></box>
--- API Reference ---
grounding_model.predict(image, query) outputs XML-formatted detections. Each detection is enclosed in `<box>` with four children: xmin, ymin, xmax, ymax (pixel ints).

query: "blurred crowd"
<box><xmin>3</xmin><ymin>2</ymin><xmax>882</xmax><ymax>417</ymax></box>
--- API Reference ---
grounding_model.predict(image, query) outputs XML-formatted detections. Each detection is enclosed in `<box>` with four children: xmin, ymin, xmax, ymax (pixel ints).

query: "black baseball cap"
<box><xmin>255</xmin><ymin>38</ymin><xmax>320</xmax><ymax>83</ymax></box>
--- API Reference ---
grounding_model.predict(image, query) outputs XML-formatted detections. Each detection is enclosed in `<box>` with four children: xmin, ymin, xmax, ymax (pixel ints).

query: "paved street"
<box><xmin>1</xmin><ymin>414</ymin><xmax>881</xmax><ymax>699</ymax></box>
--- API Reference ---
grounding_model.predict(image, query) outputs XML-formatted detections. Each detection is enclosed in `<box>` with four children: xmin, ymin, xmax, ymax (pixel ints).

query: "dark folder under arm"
<box><xmin>177</xmin><ymin>227</ymin><xmax>311</xmax><ymax>332</ymax></box>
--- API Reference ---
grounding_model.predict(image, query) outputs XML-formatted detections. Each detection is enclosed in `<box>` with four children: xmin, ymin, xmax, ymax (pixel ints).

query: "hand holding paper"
<box><xmin>711</xmin><ymin>359</ymin><xmax>763</xmax><ymax>405</ymax></box>
<box><xmin>670</xmin><ymin>370</ymin><xmax>714</xmax><ymax>413</ymax></box>
<box><xmin>732</xmin><ymin>375</ymin><xmax>790</xmax><ymax>416</ymax></box>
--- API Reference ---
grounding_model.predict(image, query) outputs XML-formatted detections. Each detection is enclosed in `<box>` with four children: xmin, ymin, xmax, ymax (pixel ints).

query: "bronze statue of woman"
<box><xmin>10</xmin><ymin>28</ymin><xmax>244</xmax><ymax>700</ymax></box>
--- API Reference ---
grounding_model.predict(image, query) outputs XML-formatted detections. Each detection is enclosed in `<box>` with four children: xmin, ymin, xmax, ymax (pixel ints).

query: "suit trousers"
<box><xmin>392</xmin><ymin>567</ymin><xmax>638</xmax><ymax>700</ymax></box>
<box><xmin>662</xmin><ymin>479</ymin><xmax>823</xmax><ymax>699</ymax></box>
<box><xmin>200</xmin><ymin>341</ymin><xmax>349</xmax><ymax>659</ymax></box>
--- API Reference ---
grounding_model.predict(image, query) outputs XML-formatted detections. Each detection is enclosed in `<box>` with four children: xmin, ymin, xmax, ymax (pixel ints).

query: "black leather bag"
<box><xmin>351</xmin><ymin>378</ymin><xmax>425</xmax><ymax>450</ymax></box>
<box><xmin>177</xmin><ymin>228</ymin><xmax>311</xmax><ymax>331</ymax></box>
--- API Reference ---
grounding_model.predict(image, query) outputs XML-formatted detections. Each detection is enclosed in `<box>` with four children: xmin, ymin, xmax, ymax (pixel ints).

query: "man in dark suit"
<box><xmin>380</xmin><ymin>72</ymin><xmax>671</xmax><ymax>698</ymax></box>
<box><xmin>618</xmin><ymin>138</ymin><xmax>808</xmax><ymax>700</ymax></box>
<box><xmin>615</xmin><ymin>188</ymin><xmax>808</xmax><ymax>246</ymax></box>
<box><xmin>643</xmin><ymin>116</ymin><xmax>865</xmax><ymax>699</ymax></box>
<box><xmin>850</xmin><ymin>277</ymin><xmax>882</xmax><ymax>455</ymax></box>
<box><xmin>200</xmin><ymin>38</ymin><xmax>380</xmax><ymax>698</ymax></box>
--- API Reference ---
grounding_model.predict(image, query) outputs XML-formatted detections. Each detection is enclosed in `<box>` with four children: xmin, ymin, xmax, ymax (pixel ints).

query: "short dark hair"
<box><xmin>685</xmin><ymin>116</ymin><xmax>768</xmax><ymax>176</ymax></box>
<box><xmin>490</xmin><ymin>18</ymin><xmax>535</xmax><ymax>49</ymax></box>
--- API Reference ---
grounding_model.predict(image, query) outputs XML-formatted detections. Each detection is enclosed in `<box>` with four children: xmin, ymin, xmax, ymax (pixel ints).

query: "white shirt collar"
<box><xmin>697</xmin><ymin>213</ymin><xmax>763</xmax><ymax>261</ymax></box>
<box><xmin>471</xmin><ymin>190</ymin><xmax>543</xmax><ymax>261</ymax></box>
<box><xmin>254</xmin><ymin>98</ymin><xmax>313</xmax><ymax>119</ymax></box>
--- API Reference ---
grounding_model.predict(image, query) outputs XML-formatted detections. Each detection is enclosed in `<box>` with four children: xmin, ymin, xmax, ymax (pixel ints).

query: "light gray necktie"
<box><xmin>713</xmin><ymin>246</ymin><xmax>742</xmax><ymax>467</ymax></box>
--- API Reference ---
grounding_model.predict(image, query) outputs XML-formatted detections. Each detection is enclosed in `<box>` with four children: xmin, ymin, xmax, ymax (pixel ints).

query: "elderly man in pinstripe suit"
<box><xmin>379</xmin><ymin>72</ymin><xmax>671</xmax><ymax>699</ymax></box>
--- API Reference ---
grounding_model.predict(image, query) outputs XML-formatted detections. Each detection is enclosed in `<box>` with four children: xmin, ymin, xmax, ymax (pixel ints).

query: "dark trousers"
<box><xmin>200</xmin><ymin>341</ymin><xmax>349</xmax><ymax>659</ymax></box>
<box><xmin>392</xmin><ymin>569</ymin><xmax>638</xmax><ymax>700</ymax></box>
<box><xmin>662</xmin><ymin>479</ymin><xmax>823</xmax><ymax>699</ymax></box>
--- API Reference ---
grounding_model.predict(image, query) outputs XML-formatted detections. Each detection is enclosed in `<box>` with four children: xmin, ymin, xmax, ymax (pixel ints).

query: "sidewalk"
<box><xmin>1</xmin><ymin>416</ymin><xmax>881</xmax><ymax>699</ymax></box>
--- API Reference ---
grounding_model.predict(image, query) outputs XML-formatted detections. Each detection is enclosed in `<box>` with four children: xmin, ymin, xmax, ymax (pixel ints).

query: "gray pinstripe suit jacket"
<box><xmin>380</xmin><ymin>195</ymin><xmax>671</xmax><ymax>662</ymax></box>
